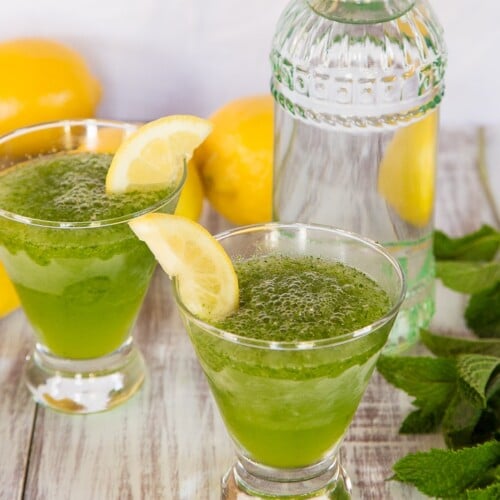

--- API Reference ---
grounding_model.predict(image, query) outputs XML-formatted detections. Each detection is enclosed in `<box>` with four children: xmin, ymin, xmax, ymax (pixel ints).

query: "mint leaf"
<box><xmin>434</xmin><ymin>226</ymin><xmax>500</xmax><ymax>261</ymax></box>
<box><xmin>474</xmin><ymin>463</ymin><xmax>500</xmax><ymax>487</ymax></box>
<box><xmin>442</xmin><ymin>391</ymin><xmax>483</xmax><ymax>449</ymax></box>
<box><xmin>470</xmin><ymin>407</ymin><xmax>500</xmax><ymax>446</ymax></box>
<box><xmin>392</xmin><ymin>441</ymin><xmax>500</xmax><ymax>497</ymax></box>
<box><xmin>456</xmin><ymin>355</ymin><xmax>500</xmax><ymax>408</ymax></box>
<box><xmin>377</xmin><ymin>356</ymin><xmax>456</xmax><ymax>407</ymax></box>
<box><xmin>441</xmin><ymin>356</ymin><xmax>500</xmax><ymax>448</ymax></box>
<box><xmin>420</xmin><ymin>329</ymin><xmax>500</xmax><ymax>357</ymax></box>
<box><xmin>465</xmin><ymin>283</ymin><xmax>500</xmax><ymax>338</ymax></box>
<box><xmin>486</xmin><ymin>371</ymin><xmax>500</xmax><ymax>400</ymax></box>
<box><xmin>400</xmin><ymin>408</ymin><xmax>445</xmax><ymax>434</ymax></box>
<box><xmin>378</xmin><ymin>356</ymin><xmax>456</xmax><ymax>434</ymax></box>
<box><xmin>462</xmin><ymin>482</ymin><xmax>500</xmax><ymax>499</ymax></box>
<box><xmin>436</xmin><ymin>261</ymin><xmax>500</xmax><ymax>294</ymax></box>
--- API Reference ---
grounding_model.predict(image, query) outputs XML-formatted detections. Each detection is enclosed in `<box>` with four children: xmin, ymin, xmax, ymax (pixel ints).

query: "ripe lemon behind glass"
<box><xmin>175</xmin><ymin>161</ymin><xmax>204</xmax><ymax>221</ymax></box>
<box><xmin>0</xmin><ymin>263</ymin><xmax>19</xmax><ymax>319</ymax></box>
<box><xmin>195</xmin><ymin>95</ymin><xmax>273</xmax><ymax>225</ymax></box>
<box><xmin>378</xmin><ymin>111</ymin><xmax>438</xmax><ymax>228</ymax></box>
<box><xmin>0</xmin><ymin>38</ymin><xmax>101</xmax><ymax>135</ymax></box>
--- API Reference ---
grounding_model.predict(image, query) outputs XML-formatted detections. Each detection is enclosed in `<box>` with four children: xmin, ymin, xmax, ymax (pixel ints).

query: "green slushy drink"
<box><xmin>187</xmin><ymin>254</ymin><xmax>392</xmax><ymax>469</ymax></box>
<box><xmin>0</xmin><ymin>152</ymin><xmax>175</xmax><ymax>359</ymax></box>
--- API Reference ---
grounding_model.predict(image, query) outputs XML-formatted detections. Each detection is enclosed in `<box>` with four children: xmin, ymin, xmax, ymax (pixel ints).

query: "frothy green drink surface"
<box><xmin>216</xmin><ymin>255</ymin><xmax>391</xmax><ymax>341</ymax></box>
<box><xmin>189</xmin><ymin>255</ymin><xmax>394</xmax><ymax>468</ymax></box>
<box><xmin>0</xmin><ymin>152</ymin><xmax>170</xmax><ymax>222</ymax></box>
<box><xmin>0</xmin><ymin>152</ymin><xmax>176</xmax><ymax>359</ymax></box>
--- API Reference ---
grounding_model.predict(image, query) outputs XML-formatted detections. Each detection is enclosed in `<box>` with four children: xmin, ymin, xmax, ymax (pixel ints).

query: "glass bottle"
<box><xmin>271</xmin><ymin>0</ymin><xmax>446</xmax><ymax>351</ymax></box>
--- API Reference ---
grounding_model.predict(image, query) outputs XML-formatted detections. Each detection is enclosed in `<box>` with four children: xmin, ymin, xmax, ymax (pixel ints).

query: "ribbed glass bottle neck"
<box><xmin>307</xmin><ymin>0</ymin><xmax>415</xmax><ymax>23</ymax></box>
<box><xmin>271</xmin><ymin>0</ymin><xmax>446</xmax><ymax>126</ymax></box>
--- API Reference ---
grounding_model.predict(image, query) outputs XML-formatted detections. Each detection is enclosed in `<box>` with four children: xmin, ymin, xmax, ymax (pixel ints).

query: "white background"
<box><xmin>1</xmin><ymin>0</ymin><xmax>497</xmax><ymax>126</ymax></box>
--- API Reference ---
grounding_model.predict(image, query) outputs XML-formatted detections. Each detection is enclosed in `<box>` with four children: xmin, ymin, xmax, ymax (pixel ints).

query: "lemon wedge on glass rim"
<box><xmin>129</xmin><ymin>213</ymin><xmax>239</xmax><ymax>322</ymax></box>
<box><xmin>105</xmin><ymin>114</ymin><xmax>212</xmax><ymax>193</ymax></box>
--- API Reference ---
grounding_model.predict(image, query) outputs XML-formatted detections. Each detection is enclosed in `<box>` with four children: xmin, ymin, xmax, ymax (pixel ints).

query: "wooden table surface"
<box><xmin>1</xmin><ymin>127</ymin><xmax>499</xmax><ymax>500</ymax></box>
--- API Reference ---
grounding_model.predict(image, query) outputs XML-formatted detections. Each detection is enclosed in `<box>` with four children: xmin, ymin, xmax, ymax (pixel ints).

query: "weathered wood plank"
<box><xmin>0</xmin><ymin>309</ymin><xmax>37</xmax><ymax>500</ymax></box>
<box><xmin>435</xmin><ymin>128</ymin><xmax>498</xmax><ymax>234</ymax></box>
<box><xmin>483</xmin><ymin>126</ymin><xmax>500</xmax><ymax>227</ymax></box>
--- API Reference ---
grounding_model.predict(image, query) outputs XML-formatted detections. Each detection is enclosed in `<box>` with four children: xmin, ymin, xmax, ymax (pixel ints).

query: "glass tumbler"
<box><xmin>174</xmin><ymin>223</ymin><xmax>406</xmax><ymax>499</ymax></box>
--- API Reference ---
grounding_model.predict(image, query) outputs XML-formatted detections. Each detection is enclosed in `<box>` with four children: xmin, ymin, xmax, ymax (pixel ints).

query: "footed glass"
<box><xmin>174</xmin><ymin>223</ymin><xmax>406</xmax><ymax>499</ymax></box>
<box><xmin>0</xmin><ymin>120</ymin><xmax>184</xmax><ymax>413</ymax></box>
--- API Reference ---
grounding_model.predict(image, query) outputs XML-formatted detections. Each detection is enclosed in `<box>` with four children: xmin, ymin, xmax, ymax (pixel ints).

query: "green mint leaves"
<box><xmin>434</xmin><ymin>225</ymin><xmax>499</xmax><ymax>337</ymax></box>
<box><xmin>377</xmin><ymin>355</ymin><xmax>456</xmax><ymax>434</ymax></box>
<box><xmin>391</xmin><ymin>441</ymin><xmax>500</xmax><ymax>498</ymax></box>
<box><xmin>436</xmin><ymin>261</ymin><xmax>500</xmax><ymax>295</ymax></box>
<box><xmin>378</xmin><ymin>341</ymin><xmax>500</xmax><ymax>496</ymax></box>
<box><xmin>434</xmin><ymin>225</ymin><xmax>500</xmax><ymax>262</ymax></box>
<box><xmin>457</xmin><ymin>354</ymin><xmax>500</xmax><ymax>409</ymax></box>
<box><xmin>376</xmin><ymin>226</ymin><xmax>500</xmax><ymax>498</ymax></box>
<box><xmin>377</xmin><ymin>346</ymin><xmax>500</xmax><ymax>447</ymax></box>
<box><xmin>465</xmin><ymin>283</ymin><xmax>500</xmax><ymax>338</ymax></box>
<box><xmin>420</xmin><ymin>329</ymin><xmax>500</xmax><ymax>358</ymax></box>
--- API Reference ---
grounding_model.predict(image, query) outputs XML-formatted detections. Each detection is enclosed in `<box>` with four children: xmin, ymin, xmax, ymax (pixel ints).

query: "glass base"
<box><xmin>221</xmin><ymin>455</ymin><xmax>352</xmax><ymax>499</ymax></box>
<box><xmin>24</xmin><ymin>339</ymin><xmax>145</xmax><ymax>414</ymax></box>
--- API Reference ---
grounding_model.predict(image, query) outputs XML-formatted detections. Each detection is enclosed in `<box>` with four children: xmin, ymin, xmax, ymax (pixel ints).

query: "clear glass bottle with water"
<box><xmin>271</xmin><ymin>0</ymin><xmax>446</xmax><ymax>351</ymax></box>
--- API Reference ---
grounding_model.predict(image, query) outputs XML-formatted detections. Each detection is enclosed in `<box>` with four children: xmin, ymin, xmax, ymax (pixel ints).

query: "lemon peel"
<box><xmin>106</xmin><ymin>115</ymin><xmax>212</xmax><ymax>194</ymax></box>
<box><xmin>129</xmin><ymin>213</ymin><xmax>239</xmax><ymax>321</ymax></box>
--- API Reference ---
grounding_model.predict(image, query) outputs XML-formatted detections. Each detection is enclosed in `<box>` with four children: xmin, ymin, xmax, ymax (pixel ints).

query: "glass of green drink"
<box><xmin>174</xmin><ymin>223</ymin><xmax>405</xmax><ymax>499</ymax></box>
<box><xmin>0</xmin><ymin>120</ymin><xmax>184</xmax><ymax>414</ymax></box>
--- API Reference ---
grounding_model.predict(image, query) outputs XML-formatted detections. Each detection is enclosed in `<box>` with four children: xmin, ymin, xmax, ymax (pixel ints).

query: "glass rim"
<box><xmin>174</xmin><ymin>222</ymin><xmax>407</xmax><ymax>351</ymax></box>
<box><xmin>0</xmin><ymin>119</ymin><xmax>186</xmax><ymax>228</ymax></box>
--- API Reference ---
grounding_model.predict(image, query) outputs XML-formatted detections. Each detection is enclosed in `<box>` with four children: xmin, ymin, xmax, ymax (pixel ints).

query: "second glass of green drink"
<box><xmin>0</xmin><ymin>120</ymin><xmax>185</xmax><ymax>413</ymax></box>
<box><xmin>174</xmin><ymin>223</ymin><xmax>406</xmax><ymax>499</ymax></box>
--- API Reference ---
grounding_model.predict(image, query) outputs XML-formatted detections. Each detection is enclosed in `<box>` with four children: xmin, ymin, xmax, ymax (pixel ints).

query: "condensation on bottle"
<box><xmin>270</xmin><ymin>0</ymin><xmax>446</xmax><ymax>351</ymax></box>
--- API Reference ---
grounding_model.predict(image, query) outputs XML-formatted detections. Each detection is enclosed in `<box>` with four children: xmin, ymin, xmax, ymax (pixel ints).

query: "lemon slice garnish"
<box><xmin>106</xmin><ymin>115</ymin><xmax>212</xmax><ymax>193</ymax></box>
<box><xmin>128</xmin><ymin>213</ymin><xmax>239</xmax><ymax>322</ymax></box>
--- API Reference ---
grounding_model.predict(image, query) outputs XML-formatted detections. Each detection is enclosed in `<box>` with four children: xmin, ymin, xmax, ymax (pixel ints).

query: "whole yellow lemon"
<box><xmin>0</xmin><ymin>37</ymin><xmax>101</xmax><ymax>135</ymax></box>
<box><xmin>195</xmin><ymin>95</ymin><xmax>273</xmax><ymax>225</ymax></box>
<box><xmin>175</xmin><ymin>160</ymin><xmax>205</xmax><ymax>221</ymax></box>
<box><xmin>0</xmin><ymin>262</ymin><xmax>19</xmax><ymax>319</ymax></box>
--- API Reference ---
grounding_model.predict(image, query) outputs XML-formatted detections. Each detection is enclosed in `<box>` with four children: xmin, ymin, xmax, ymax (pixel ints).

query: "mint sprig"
<box><xmin>420</xmin><ymin>329</ymin><xmax>500</xmax><ymax>358</ymax></box>
<box><xmin>434</xmin><ymin>225</ymin><xmax>500</xmax><ymax>262</ymax></box>
<box><xmin>434</xmin><ymin>225</ymin><xmax>499</xmax><ymax>337</ymax></box>
<box><xmin>378</xmin><ymin>225</ymin><xmax>500</xmax><ymax>498</ymax></box>
<box><xmin>392</xmin><ymin>441</ymin><xmax>500</xmax><ymax>498</ymax></box>
<box><xmin>457</xmin><ymin>355</ymin><xmax>500</xmax><ymax>408</ymax></box>
<box><xmin>380</xmin><ymin>347</ymin><xmax>500</xmax><ymax>496</ymax></box>
<box><xmin>465</xmin><ymin>283</ymin><xmax>500</xmax><ymax>338</ymax></box>
<box><xmin>377</xmin><ymin>356</ymin><xmax>456</xmax><ymax>434</ymax></box>
<box><xmin>436</xmin><ymin>261</ymin><xmax>500</xmax><ymax>294</ymax></box>
<box><xmin>377</xmin><ymin>350</ymin><xmax>500</xmax><ymax>447</ymax></box>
